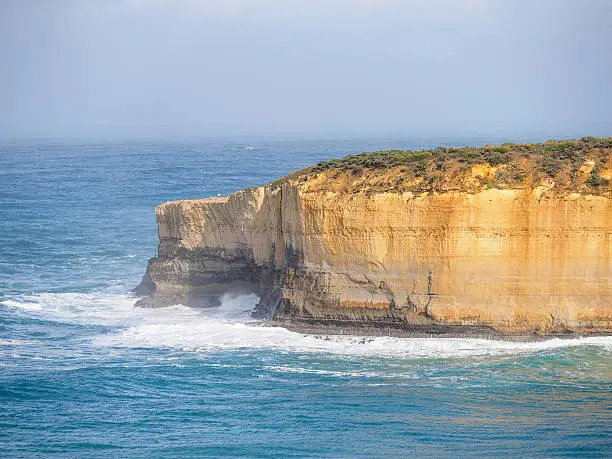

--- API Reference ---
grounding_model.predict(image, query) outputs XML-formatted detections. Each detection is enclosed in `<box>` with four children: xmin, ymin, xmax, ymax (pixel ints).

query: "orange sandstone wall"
<box><xmin>144</xmin><ymin>176</ymin><xmax>611</xmax><ymax>334</ymax></box>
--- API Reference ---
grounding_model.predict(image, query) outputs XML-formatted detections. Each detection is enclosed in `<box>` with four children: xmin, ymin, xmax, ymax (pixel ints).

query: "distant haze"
<box><xmin>1</xmin><ymin>0</ymin><xmax>611</xmax><ymax>139</ymax></box>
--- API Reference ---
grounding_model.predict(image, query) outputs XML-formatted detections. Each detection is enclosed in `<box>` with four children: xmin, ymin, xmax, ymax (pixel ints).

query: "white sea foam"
<box><xmin>100</xmin><ymin>320</ymin><xmax>612</xmax><ymax>358</ymax></box>
<box><xmin>93</xmin><ymin>294</ymin><xmax>612</xmax><ymax>358</ymax></box>
<box><xmin>2</xmin><ymin>292</ymin><xmax>143</xmax><ymax>326</ymax></box>
<box><xmin>3</xmin><ymin>292</ymin><xmax>611</xmax><ymax>358</ymax></box>
<box><xmin>0</xmin><ymin>339</ymin><xmax>39</xmax><ymax>346</ymax></box>
<box><xmin>263</xmin><ymin>366</ymin><xmax>387</xmax><ymax>378</ymax></box>
<box><xmin>2</xmin><ymin>299</ymin><xmax>44</xmax><ymax>311</ymax></box>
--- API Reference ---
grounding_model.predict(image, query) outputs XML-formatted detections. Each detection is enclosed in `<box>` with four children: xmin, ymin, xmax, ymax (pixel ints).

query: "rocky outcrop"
<box><xmin>136</xmin><ymin>143</ymin><xmax>612</xmax><ymax>336</ymax></box>
<box><xmin>134</xmin><ymin>190</ymin><xmax>269</xmax><ymax>308</ymax></box>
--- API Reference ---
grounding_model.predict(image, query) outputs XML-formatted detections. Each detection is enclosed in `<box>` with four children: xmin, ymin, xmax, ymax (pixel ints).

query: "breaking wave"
<box><xmin>3</xmin><ymin>292</ymin><xmax>611</xmax><ymax>359</ymax></box>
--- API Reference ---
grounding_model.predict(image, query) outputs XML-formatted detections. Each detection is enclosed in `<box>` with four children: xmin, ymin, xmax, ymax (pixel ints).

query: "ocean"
<box><xmin>1</xmin><ymin>138</ymin><xmax>610</xmax><ymax>457</ymax></box>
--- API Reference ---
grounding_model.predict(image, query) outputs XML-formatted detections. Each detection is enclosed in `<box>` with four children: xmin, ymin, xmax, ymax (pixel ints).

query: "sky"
<box><xmin>0</xmin><ymin>0</ymin><xmax>611</xmax><ymax>139</ymax></box>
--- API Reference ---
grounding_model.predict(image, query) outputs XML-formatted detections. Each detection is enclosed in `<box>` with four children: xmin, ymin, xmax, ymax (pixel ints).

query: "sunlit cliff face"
<box><xmin>137</xmin><ymin>144</ymin><xmax>611</xmax><ymax>336</ymax></box>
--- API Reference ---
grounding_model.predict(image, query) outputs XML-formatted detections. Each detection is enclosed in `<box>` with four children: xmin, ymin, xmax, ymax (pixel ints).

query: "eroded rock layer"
<box><xmin>136</xmin><ymin>145</ymin><xmax>612</xmax><ymax>336</ymax></box>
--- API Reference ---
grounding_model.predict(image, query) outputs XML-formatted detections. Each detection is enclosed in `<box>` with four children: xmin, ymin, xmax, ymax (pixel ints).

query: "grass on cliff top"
<box><xmin>294</xmin><ymin>136</ymin><xmax>611</xmax><ymax>193</ymax></box>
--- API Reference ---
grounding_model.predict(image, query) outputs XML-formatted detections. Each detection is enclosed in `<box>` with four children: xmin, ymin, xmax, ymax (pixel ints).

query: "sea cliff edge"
<box><xmin>135</xmin><ymin>138</ymin><xmax>612</xmax><ymax>338</ymax></box>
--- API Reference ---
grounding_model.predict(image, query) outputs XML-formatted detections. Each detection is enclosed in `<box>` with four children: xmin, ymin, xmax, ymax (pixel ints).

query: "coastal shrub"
<box><xmin>482</xmin><ymin>149</ymin><xmax>512</xmax><ymax>166</ymax></box>
<box><xmin>536</xmin><ymin>155</ymin><xmax>563</xmax><ymax>177</ymax></box>
<box><xmin>587</xmin><ymin>166</ymin><xmax>609</xmax><ymax>187</ymax></box>
<box><xmin>307</xmin><ymin>137</ymin><xmax>611</xmax><ymax>191</ymax></box>
<box><xmin>488</xmin><ymin>145</ymin><xmax>510</xmax><ymax>154</ymax></box>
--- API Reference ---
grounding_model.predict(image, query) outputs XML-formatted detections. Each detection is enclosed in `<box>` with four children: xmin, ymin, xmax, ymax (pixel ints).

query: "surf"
<box><xmin>4</xmin><ymin>291</ymin><xmax>611</xmax><ymax>359</ymax></box>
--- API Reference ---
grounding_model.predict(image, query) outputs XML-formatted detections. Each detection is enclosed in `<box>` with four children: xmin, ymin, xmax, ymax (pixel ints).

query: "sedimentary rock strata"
<box><xmin>136</xmin><ymin>139</ymin><xmax>612</xmax><ymax>335</ymax></box>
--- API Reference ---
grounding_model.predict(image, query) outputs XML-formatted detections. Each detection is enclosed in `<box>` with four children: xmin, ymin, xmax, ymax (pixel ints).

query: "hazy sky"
<box><xmin>1</xmin><ymin>0</ymin><xmax>611</xmax><ymax>138</ymax></box>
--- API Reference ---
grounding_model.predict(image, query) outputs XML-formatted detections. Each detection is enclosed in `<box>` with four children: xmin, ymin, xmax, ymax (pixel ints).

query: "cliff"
<box><xmin>135</xmin><ymin>138</ymin><xmax>612</xmax><ymax>336</ymax></box>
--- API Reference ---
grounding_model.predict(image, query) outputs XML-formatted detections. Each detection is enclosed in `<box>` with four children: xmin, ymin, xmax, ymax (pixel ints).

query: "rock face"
<box><xmin>136</xmin><ymin>147</ymin><xmax>612</xmax><ymax>336</ymax></box>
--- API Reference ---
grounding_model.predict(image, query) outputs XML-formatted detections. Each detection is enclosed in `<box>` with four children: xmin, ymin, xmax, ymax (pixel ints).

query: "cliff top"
<box><xmin>279</xmin><ymin>137</ymin><xmax>611</xmax><ymax>195</ymax></box>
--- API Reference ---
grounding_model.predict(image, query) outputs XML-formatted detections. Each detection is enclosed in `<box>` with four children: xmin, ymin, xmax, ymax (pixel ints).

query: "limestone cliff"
<box><xmin>136</xmin><ymin>138</ymin><xmax>612</xmax><ymax>336</ymax></box>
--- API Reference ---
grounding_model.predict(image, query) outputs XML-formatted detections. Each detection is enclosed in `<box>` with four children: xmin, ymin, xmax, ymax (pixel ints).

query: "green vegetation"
<box><xmin>306</xmin><ymin>137</ymin><xmax>611</xmax><ymax>192</ymax></box>
<box><xmin>587</xmin><ymin>165</ymin><xmax>609</xmax><ymax>187</ymax></box>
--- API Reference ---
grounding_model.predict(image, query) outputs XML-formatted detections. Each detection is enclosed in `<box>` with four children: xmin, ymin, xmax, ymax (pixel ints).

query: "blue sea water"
<box><xmin>0</xmin><ymin>137</ymin><xmax>610</xmax><ymax>457</ymax></box>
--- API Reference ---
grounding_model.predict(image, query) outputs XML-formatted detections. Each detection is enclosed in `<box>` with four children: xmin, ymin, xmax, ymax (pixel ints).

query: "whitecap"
<box><xmin>0</xmin><ymin>339</ymin><xmax>39</xmax><ymax>346</ymax></box>
<box><xmin>1</xmin><ymin>299</ymin><xmax>43</xmax><ymax>311</ymax></box>
<box><xmin>263</xmin><ymin>365</ymin><xmax>385</xmax><ymax>378</ymax></box>
<box><xmin>1</xmin><ymin>292</ymin><xmax>143</xmax><ymax>326</ymax></box>
<box><xmin>4</xmin><ymin>291</ymin><xmax>611</xmax><ymax>359</ymax></box>
<box><xmin>94</xmin><ymin>293</ymin><xmax>612</xmax><ymax>359</ymax></box>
